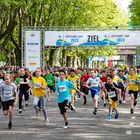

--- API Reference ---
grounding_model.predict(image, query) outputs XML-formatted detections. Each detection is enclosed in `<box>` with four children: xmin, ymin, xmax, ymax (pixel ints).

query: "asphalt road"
<box><xmin>0</xmin><ymin>94</ymin><xmax>140</xmax><ymax>140</ymax></box>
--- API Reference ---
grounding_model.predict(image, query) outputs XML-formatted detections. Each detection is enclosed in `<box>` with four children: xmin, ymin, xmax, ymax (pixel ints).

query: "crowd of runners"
<box><xmin>0</xmin><ymin>65</ymin><xmax>140</xmax><ymax>129</ymax></box>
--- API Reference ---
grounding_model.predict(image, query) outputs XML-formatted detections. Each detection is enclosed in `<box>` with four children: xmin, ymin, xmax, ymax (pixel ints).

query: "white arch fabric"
<box><xmin>44</xmin><ymin>31</ymin><xmax>140</xmax><ymax>46</ymax></box>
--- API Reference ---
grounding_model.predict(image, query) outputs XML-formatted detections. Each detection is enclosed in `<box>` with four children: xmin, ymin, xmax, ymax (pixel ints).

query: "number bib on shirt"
<box><xmin>20</xmin><ymin>78</ymin><xmax>24</xmax><ymax>83</ymax></box>
<box><xmin>34</xmin><ymin>82</ymin><xmax>42</xmax><ymax>89</ymax></box>
<box><xmin>108</xmin><ymin>91</ymin><xmax>116</xmax><ymax>98</ymax></box>
<box><xmin>130</xmin><ymin>79</ymin><xmax>135</xmax><ymax>84</ymax></box>
<box><xmin>47</xmin><ymin>80</ymin><xmax>52</xmax><ymax>83</ymax></box>
<box><xmin>59</xmin><ymin>85</ymin><xmax>66</xmax><ymax>92</ymax></box>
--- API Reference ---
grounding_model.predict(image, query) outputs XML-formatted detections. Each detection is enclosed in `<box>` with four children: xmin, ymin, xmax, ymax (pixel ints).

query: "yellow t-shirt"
<box><xmin>113</xmin><ymin>76</ymin><xmax>122</xmax><ymax>85</ymax></box>
<box><xmin>127</xmin><ymin>74</ymin><xmax>139</xmax><ymax>91</ymax></box>
<box><xmin>67</xmin><ymin>75</ymin><xmax>79</xmax><ymax>94</ymax></box>
<box><xmin>32</xmin><ymin>77</ymin><xmax>47</xmax><ymax>96</ymax></box>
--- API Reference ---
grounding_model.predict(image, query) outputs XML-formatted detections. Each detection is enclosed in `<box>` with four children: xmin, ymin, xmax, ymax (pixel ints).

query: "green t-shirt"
<box><xmin>44</xmin><ymin>74</ymin><xmax>55</xmax><ymax>86</ymax></box>
<box><xmin>15</xmin><ymin>77</ymin><xmax>20</xmax><ymax>84</ymax></box>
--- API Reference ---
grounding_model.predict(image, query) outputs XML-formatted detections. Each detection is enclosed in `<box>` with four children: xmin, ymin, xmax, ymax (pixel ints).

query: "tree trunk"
<box><xmin>49</xmin><ymin>49</ymin><xmax>55</xmax><ymax>66</ymax></box>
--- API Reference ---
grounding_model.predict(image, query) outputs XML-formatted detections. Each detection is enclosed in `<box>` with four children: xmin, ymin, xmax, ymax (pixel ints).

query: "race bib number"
<box><xmin>3</xmin><ymin>90</ymin><xmax>13</xmax><ymax>98</ymax></box>
<box><xmin>20</xmin><ymin>78</ymin><xmax>24</xmax><ymax>83</ymax></box>
<box><xmin>130</xmin><ymin>79</ymin><xmax>135</xmax><ymax>84</ymax></box>
<box><xmin>34</xmin><ymin>82</ymin><xmax>42</xmax><ymax>89</ymax></box>
<box><xmin>102</xmin><ymin>82</ymin><xmax>106</xmax><ymax>86</ymax></box>
<box><xmin>47</xmin><ymin>80</ymin><xmax>52</xmax><ymax>83</ymax></box>
<box><xmin>108</xmin><ymin>91</ymin><xmax>116</xmax><ymax>98</ymax></box>
<box><xmin>72</xmin><ymin>80</ymin><xmax>77</xmax><ymax>84</ymax></box>
<box><xmin>59</xmin><ymin>85</ymin><xmax>66</xmax><ymax>92</ymax></box>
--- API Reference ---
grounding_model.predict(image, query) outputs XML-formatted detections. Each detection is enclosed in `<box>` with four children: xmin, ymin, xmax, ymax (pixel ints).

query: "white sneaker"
<box><xmin>123</xmin><ymin>101</ymin><xmax>126</xmax><ymax>104</ymax></box>
<box><xmin>45</xmin><ymin>118</ymin><xmax>49</xmax><ymax>125</ymax></box>
<box><xmin>70</xmin><ymin>104</ymin><xmax>77</xmax><ymax>112</ymax></box>
<box><xmin>63</xmin><ymin>125</ymin><xmax>68</xmax><ymax>129</ymax></box>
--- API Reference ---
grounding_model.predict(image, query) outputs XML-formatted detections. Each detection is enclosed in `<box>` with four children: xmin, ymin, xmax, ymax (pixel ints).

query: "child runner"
<box><xmin>0</xmin><ymin>74</ymin><xmax>18</xmax><ymax>129</ymax></box>
<box><xmin>32</xmin><ymin>68</ymin><xmax>49</xmax><ymax>125</ymax></box>
<box><xmin>105</xmin><ymin>74</ymin><xmax>120</xmax><ymax>119</ymax></box>
<box><xmin>86</xmin><ymin>69</ymin><xmax>102</xmax><ymax>115</ymax></box>
<box><xmin>55</xmin><ymin>70</ymin><xmax>85</xmax><ymax>128</ymax></box>
<box><xmin>127</xmin><ymin>67</ymin><xmax>139</xmax><ymax>114</ymax></box>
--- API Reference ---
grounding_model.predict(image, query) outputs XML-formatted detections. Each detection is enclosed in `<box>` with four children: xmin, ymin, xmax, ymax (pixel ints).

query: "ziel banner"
<box><xmin>45</xmin><ymin>31</ymin><xmax>140</xmax><ymax>46</ymax></box>
<box><xmin>25</xmin><ymin>31</ymin><xmax>41</xmax><ymax>71</ymax></box>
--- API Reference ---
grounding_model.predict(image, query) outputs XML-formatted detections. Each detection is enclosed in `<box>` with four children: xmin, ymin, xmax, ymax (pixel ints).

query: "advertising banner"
<box><xmin>25</xmin><ymin>31</ymin><xmax>41</xmax><ymax>71</ymax></box>
<box><xmin>45</xmin><ymin>31</ymin><xmax>140</xmax><ymax>46</ymax></box>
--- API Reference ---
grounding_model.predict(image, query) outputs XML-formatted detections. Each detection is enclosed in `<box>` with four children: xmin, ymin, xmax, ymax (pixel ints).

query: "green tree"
<box><xmin>0</xmin><ymin>0</ymin><xmax>128</xmax><ymax>66</ymax></box>
<box><xmin>129</xmin><ymin>0</ymin><xmax>140</xmax><ymax>26</ymax></box>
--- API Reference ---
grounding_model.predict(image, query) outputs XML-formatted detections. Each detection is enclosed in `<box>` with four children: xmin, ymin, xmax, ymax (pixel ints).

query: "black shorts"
<box><xmin>2</xmin><ymin>100</ymin><xmax>15</xmax><ymax>111</ymax></box>
<box><xmin>81</xmin><ymin>88</ymin><xmax>89</xmax><ymax>95</ymax></box>
<box><xmin>58</xmin><ymin>100</ymin><xmax>69</xmax><ymax>115</ymax></box>
<box><xmin>48</xmin><ymin>85</ymin><xmax>54</xmax><ymax>91</ymax></box>
<box><xmin>129</xmin><ymin>90</ymin><xmax>138</xmax><ymax>99</ymax></box>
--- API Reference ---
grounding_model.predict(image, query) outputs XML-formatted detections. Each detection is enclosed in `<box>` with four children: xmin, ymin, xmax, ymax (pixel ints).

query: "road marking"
<box><xmin>126</xmin><ymin>131</ymin><xmax>132</xmax><ymax>135</ymax></box>
<box><xmin>129</xmin><ymin>122</ymin><xmax>134</xmax><ymax>126</ymax></box>
<box><xmin>131</xmin><ymin>116</ymin><xmax>136</xmax><ymax>119</ymax></box>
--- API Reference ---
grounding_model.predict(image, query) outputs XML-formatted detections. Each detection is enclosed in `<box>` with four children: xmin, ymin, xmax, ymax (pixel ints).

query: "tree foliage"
<box><xmin>0</xmin><ymin>0</ymin><xmax>128</xmax><ymax>66</ymax></box>
<box><xmin>129</xmin><ymin>0</ymin><xmax>140</xmax><ymax>26</ymax></box>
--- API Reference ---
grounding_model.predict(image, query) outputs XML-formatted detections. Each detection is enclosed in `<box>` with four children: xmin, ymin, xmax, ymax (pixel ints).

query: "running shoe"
<box><xmin>93</xmin><ymin>108</ymin><xmax>97</xmax><ymax>115</ymax></box>
<box><xmin>45</xmin><ymin>118</ymin><xmax>49</xmax><ymax>125</ymax></box>
<box><xmin>83</xmin><ymin>101</ymin><xmax>87</xmax><ymax>105</ymax></box>
<box><xmin>107</xmin><ymin>114</ymin><xmax>112</xmax><ymax>120</ymax></box>
<box><xmin>8</xmin><ymin>121</ymin><xmax>12</xmax><ymax>129</ymax></box>
<box><xmin>130</xmin><ymin>108</ymin><xmax>134</xmax><ymax>114</ymax></box>
<box><xmin>134</xmin><ymin>101</ymin><xmax>137</xmax><ymax>106</ymax></box>
<box><xmin>104</xmin><ymin>103</ymin><xmax>107</xmax><ymax>107</ymax></box>
<box><xmin>63</xmin><ymin>122</ymin><xmax>69</xmax><ymax>129</ymax></box>
<box><xmin>115</xmin><ymin>111</ymin><xmax>119</xmax><ymax>119</ymax></box>
<box><xmin>19</xmin><ymin>109</ymin><xmax>22</xmax><ymax>114</ymax></box>
<box><xmin>25</xmin><ymin>101</ymin><xmax>28</xmax><ymax>107</ymax></box>
<box><xmin>119</xmin><ymin>100</ymin><xmax>122</xmax><ymax>104</ymax></box>
<box><xmin>69</xmin><ymin>103</ymin><xmax>77</xmax><ymax>112</ymax></box>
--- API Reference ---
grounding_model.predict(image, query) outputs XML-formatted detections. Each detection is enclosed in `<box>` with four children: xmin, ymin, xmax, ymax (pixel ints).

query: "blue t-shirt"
<box><xmin>56</xmin><ymin>79</ymin><xmax>75</xmax><ymax>103</ymax></box>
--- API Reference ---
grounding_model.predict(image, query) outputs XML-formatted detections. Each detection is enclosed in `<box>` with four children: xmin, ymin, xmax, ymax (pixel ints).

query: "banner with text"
<box><xmin>45</xmin><ymin>31</ymin><xmax>140</xmax><ymax>46</ymax></box>
<box><xmin>25</xmin><ymin>31</ymin><xmax>41</xmax><ymax>71</ymax></box>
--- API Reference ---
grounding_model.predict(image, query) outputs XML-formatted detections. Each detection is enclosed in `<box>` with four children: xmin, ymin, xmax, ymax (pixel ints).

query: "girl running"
<box><xmin>0</xmin><ymin>74</ymin><xmax>18</xmax><ymax>129</ymax></box>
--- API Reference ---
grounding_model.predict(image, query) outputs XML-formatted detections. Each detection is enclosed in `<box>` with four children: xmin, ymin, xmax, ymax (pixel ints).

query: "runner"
<box><xmin>127</xmin><ymin>67</ymin><xmax>139</xmax><ymax>114</ymax></box>
<box><xmin>67</xmin><ymin>69</ymin><xmax>80</xmax><ymax>105</ymax></box>
<box><xmin>32</xmin><ymin>68</ymin><xmax>49</xmax><ymax>125</ymax></box>
<box><xmin>86</xmin><ymin>69</ymin><xmax>102</xmax><ymax>115</ymax></box>
<box><xmin>118</xmin><ymin>70</ymin><xmax>127</xmax><ymax>103</ymax></box>
<box><xmin>80</xmin><ymin>69</ymin><xmax>90</xmax><ymax>105</ymax></box>
<box><xmin>0</xmin><ymin>74</ymin><xmax>18</xmax><ymax>129</ymax></box>
<box><xmin>15</xmin><ymin>68</ymin><xmax>30</xmax><ymax>113</ymax></box>
<box><xmin>55</xmin><ymin>70</ymin><xmax>85</xmax><ymax>128</ymax></box>
<box><xmin>44</xmin><ymin>70</ymin><xmax>55</xmax><ymax>101</ymax></box>
<box><xmin>0</xmin><ymin>70</ymin><xmax>4</xmax><ymax>109</ymax></box>
<box><xmin>111</xmin><ymin>68</ymin><xmax>124</xmax><ymax>104</ymax></box>
<box><xmin>105</xmin><ymin>74</ymin><xmax>120</xmax><ymax>119</ymax></box>
<box><xmin>100</xmin><ymin>70</ymin><xmax>107</xmax><ymax>107</ymax></box>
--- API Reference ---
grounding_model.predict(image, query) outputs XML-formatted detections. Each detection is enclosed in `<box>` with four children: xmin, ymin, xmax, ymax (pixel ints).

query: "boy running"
<box><xmin>56</xmin><ymin>70</ymin><xmax>85</xmax><ymax>128</ymax></box>
<box><xmin>105</xmin><ymin>74</ymin><xmax>120</xmax><ymax>119</ymax></box>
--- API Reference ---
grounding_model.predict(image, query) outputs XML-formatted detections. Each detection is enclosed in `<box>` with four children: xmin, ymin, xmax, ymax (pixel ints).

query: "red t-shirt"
<box><xmin>80</xmin><ymin>75</ymin><xmax>91</xmax><ymax>88</ymax></box>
